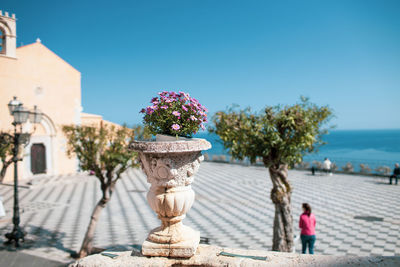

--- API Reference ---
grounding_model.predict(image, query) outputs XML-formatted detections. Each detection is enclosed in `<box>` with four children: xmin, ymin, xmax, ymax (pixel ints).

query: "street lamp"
<box><xmin>4</xmin><ymin>96</ymin><xmax>42</xmax><ymax>247</ymax></box>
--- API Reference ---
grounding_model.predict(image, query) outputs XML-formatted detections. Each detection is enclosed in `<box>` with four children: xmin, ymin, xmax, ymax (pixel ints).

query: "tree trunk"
<box><xmin>77</xmin><ymin>196</ymin><xmax>110</xmax><ymax>258</ymax></box>
<box><xmin>0</xmin><ymin>160</ymin><xmax>11</xmax><ymax>183</ymax></box>
<box><xmin>269</xmin><ymin>164</ymin><xmax>294</xmax><ymax>252</ymax></box>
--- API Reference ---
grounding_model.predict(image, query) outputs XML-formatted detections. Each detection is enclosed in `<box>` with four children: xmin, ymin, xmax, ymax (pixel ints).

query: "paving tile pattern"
<box><xmin>0</xmin><ymin>162</ymin><xmax>399</xmax><ymax>263</ymax></box>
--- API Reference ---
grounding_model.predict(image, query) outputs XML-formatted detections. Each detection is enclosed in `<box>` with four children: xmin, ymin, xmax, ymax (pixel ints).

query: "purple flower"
<box><xmin>146</xmin><ymin>107</ymin><xmax>155</xmax><ymax>115</ymax></box>
<box><xmin>171</xmin><ymin>124</ymin><xmax>180</xmax><ymax>131</ymax></box>
<box><xmin>142</xmin><ymin>91</ymin><xmax>208</xmax><ymax>135</ymax></box>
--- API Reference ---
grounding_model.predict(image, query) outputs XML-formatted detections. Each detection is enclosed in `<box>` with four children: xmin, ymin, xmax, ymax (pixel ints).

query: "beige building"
<box><xmin>0</xmin><ymin>11</ymin><xmax>111</xmax><ymax>182</ymax></box>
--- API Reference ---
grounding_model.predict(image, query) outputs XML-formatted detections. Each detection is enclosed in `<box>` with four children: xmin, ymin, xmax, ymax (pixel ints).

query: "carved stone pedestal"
<box><xmin>130</xmin><ymin>137</ymin><xmax>211</xmax><ymax>258</ymax></box>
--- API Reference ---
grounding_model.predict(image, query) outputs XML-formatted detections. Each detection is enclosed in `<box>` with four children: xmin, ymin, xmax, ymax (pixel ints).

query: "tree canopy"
<box><xmin>63</xmin><ymin>124</ymin><xmax>138</xmax><ymax>182</ymax></box>
<box><xmin>0</xmin><ymin>132</ymin><xmax>14</xmax><ymax>182</ymax></box>
<box><xmin>209</xmin><ymin>97</ymin><xmax>333</xmax><ymax>168</ymax></box>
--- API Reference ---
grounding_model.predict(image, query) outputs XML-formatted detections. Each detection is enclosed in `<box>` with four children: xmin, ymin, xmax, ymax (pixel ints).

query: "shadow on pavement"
<box><xmin>0</xmin><ymin>250</ymin><xmax>65</xmax><ymax>267</ymax></box>
<box><xmin>0</xmin><ymin>226</ymin><xmax>75</xmax><ymax>254</ymax></box>
<box><xmin>0</xmin><ymin>224</ymin><xmax>142</xmax><ymax>265</ymax></box>
<box><xmin>0</xmin><ymin>226</ymin><xmax>75</xmax><ymax>266</ymax></box>
<box><xmin>365</xmin><ymin>180</ymin><xmax>392</xmax><ymax>185</ymax></box>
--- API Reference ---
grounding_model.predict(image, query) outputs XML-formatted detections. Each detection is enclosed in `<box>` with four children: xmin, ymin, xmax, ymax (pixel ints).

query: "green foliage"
<box><xmin>62</xmin><ymin>125</ymin><xmax>138</xmax><ymax>183</ymax></box>
<box><xmin>209</xmin><ymin>97</ymin><xmax>333</xmax><ymax>168</ymax></box>
<box><xmin>132</xmin><ymin>124</ymin><xmax>152</xmax><ymax>141</ymax></box>
<box><xmin>0</xmin><ymin>133</ymin><xmax>13</xmax><ymax>162</ymax></box>
<box><xmin>0</xmin><ymin>132</ymin><xmax>13</xmax><ymax>181</ymax></box>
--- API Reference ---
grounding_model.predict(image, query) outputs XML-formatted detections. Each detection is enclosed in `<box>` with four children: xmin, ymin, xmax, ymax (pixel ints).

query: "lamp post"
<box><xmin>4</xmin><ymin>96</ymin><xmax>42</xmax><ymax>247</ymax></box>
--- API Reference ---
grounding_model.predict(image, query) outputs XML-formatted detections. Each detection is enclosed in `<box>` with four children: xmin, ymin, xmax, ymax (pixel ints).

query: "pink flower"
<box><xmin>171</xmin><ymin>124</ymin><xmax>180</xmax><ymax>131</ymax></box>
<box><xmin>142</xmin><ymin>91</ymin><xmax>208</xmax><ymax>135</ymax></box>
<box><xmin>146</xmin><ymin>107</ymin><xmax>155</xmax><ymax>115</ymax></box>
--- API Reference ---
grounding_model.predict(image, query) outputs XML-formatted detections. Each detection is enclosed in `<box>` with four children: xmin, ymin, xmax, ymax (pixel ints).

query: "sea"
<box><xmin>194</xmin><ymin>129</ymin><xmax>400</xmax><ymax>172</ymax></box>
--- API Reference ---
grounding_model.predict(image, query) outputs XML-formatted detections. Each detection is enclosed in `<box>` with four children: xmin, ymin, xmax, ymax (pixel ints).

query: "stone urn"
<box><xmin>130</xmin><ymin>136</ymin><xmax>211</xmax><ymax>258</ymax></box>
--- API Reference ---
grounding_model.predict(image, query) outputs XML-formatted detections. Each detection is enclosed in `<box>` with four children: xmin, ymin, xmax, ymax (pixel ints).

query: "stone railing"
<box><xmin>69</xmin><ymin>244</ymin><xmax>400</xmax><ymax>267</ymax></box>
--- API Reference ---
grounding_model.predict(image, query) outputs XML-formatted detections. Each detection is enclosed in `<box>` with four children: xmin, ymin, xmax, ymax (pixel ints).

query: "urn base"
<box><xmin>141</xmin><ymin>228</ymin><xmax>200</xmax><ymax>258</ymax></box>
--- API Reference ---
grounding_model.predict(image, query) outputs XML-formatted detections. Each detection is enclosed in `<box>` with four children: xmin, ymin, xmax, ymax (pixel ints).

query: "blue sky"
<box><xmin>2</xmin><ymin>0</ymin><xmax>400</xmax><ymax>129</ymax></box>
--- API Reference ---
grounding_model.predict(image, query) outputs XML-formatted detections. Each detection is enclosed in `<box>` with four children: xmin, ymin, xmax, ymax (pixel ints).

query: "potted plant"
<box><xmin>130</xmin><ymin>91</ymin><xmax>211</xmax><ymax>258</ymax></box>
<box><xmin>139</xmin><ymin>91</ymin><xmax>208</xmax><ymax>140</ymax></box>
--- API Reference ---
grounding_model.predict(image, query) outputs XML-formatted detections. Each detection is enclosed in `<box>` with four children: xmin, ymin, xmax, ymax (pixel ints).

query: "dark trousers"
<box><xmin>301</xmin><ymin>234</ymin><xmax>316</xmax><ymax>254</ymax></box>
<box><xmin>390</xmin><ymin>175</ymin><xmax>399</xmax><ymax>185</ymax></box>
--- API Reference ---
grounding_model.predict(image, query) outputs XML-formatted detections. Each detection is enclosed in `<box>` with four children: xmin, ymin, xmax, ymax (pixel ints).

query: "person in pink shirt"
<box><xmin>299</xmin><ymin>203</ymin><xmax>316</xmax><ymax>254</ymax></box>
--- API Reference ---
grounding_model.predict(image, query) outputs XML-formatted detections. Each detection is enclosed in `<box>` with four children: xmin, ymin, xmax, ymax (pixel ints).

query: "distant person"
<box><xmin>299</xmin><ymin>203</ymin><xmax>316</xmax><ymax>254</ymax></box>
<box><xmin>311</xmin><ymin>166</ymin><xmax>316</xmax><ymax>175</ymax></box>
<box><xmin>323</xmin><ymin>158</ymin><xmax>332</xmax><ymax>176</ymax></box>
<box><xmin>389</xmin><ymin>163</ymin><xmax>400</xmax><ymax>185</ymax></box>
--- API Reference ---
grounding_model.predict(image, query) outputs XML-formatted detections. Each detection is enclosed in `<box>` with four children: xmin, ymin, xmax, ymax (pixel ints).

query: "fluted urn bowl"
<box><xmin>130</xmin><ymin>137</ymin><xmax>211</xmax><ymax>258</ymax></box>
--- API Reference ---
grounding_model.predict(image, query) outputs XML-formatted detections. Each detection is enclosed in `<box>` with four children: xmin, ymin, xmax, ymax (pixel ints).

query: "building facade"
<box><xmin>0</xmin><ymin>10</ymin><xmax>108</xmax><ymax>182</ymax></box>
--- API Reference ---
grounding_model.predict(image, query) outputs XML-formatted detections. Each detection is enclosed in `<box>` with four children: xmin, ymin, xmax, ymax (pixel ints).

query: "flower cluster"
<box><xmin>140</xmin><ymin>91</ymin><xmax>208</xmax><ymax>137</ymax></box>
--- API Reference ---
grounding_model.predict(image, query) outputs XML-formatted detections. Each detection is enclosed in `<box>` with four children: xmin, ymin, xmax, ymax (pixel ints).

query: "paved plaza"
<box><xmin>0</xmin><ymin>162</ymin><xmax>399</xmax><ymax>265</ymax></box>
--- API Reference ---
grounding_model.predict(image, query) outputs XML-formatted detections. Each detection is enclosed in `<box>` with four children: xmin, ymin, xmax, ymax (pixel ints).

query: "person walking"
<box><xmin>323</xmin><ymin>158</ymin><xmax>332</xmax><ymax>176</ymax></box>
<box><xmin>299</xmin><ymin>203</ymin><xmax>316</xmax><ymax>254</ymax></box>
<box><xmin>389</xmin><ymin>163</ymin><xmax>400</xmax><ymax>185</ymax></box>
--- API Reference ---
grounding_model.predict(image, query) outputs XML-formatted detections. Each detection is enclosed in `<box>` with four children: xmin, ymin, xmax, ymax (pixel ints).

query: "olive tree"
<box><xmin>209</xmin><ymin>98</ymin><xmax>333</xmax><ymax>252</ymax></box>
<box><xmin>63</xmin><ymin>124</ymin><xmax>138</xmax><ymax>258</ymax></box>
<box><xmin>0</xmin><ymin>133</ymin><xmax>13</xmax><ymax>183</ymax></box>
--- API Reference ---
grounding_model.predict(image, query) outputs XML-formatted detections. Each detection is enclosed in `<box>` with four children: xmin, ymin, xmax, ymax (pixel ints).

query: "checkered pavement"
<box><xmin>0</xmin><ymin>162</ymin><xmax>399</xmax><ymax>263</ymax></box>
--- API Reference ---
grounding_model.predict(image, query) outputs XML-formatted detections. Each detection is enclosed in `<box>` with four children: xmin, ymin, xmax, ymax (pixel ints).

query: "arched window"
<box><xmin>0</xmin><ymin>28</ymin><xmax>5</xmax><ymax>54</ymax></box>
